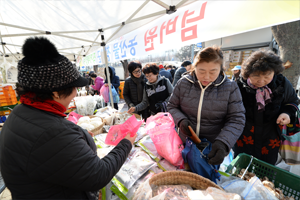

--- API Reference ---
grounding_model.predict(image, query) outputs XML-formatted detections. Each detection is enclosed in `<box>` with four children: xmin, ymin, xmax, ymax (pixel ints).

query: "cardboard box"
<box><xmin>233</xmin><ymin>51</ymin><xmax>242</xmax><ymax>56</ymax></box>
<box><xmin>223</xmin><ymin>50</ymin><xmax>234</xmax><ymax>55</ymax></box>
<box><xmin>223</xmin><ymin>61</ymin><xmax>230</xmax><ymax>69</ymax></box>
<box><xmin>242</xmin><ymin>50</ymin><xmax>252</xmax><ymax>54</ymax></box>
<box><xmin>224</xmin><ymin>54</ymin><xmax>232</xmax><ymax>62</ymax></box>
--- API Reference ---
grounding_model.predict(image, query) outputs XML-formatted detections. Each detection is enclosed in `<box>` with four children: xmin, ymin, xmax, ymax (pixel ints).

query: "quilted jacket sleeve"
<box><xmin>123</xmin><ymin>79</ymin><xmax>133</xmax><ymax>107</ymax></box>
<box><xmin>281</xmin><ymin>77</ymin><xmax>299</xmax><ymax>122</ymax></box>
<box><xmin>27</xmin><ymin>126</ymin><xmax>132</xmax><ymax>191</ymax></box>
<box><xmin>167</xmin><ymin>79</ymin><xmax>188</xmax><ymax>127</ymax></box>
<box><xmin>215</xmin><ymin>82</ymin><xmax>246</xmax><ymax>150</ymax></box>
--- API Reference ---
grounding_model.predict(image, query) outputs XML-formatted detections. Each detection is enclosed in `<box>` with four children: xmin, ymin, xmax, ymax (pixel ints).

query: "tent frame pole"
<box><xmin>151</xmin><ymin>0</ymin><xmax>169</xmax><ymax>9</ymax></box>
<box><xmin>85</xmin><ymin>33</ymin><xmax>101</xmax><ymax>55</ymax></box>
<box><xmin>101</xmin><ymin>33</ymin><xmax>114</xmax><ymax>108</ymax></box>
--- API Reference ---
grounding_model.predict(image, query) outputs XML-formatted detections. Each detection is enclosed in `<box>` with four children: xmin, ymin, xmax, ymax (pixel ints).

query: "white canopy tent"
<box><xmin>0</xmin><ymin>0</ymin><xmax>299</xmax><ymax>107</ymax></box>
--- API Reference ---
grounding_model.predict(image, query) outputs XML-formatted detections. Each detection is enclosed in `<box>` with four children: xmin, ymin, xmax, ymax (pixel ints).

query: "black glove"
<box><xmin>155</xmin><ymin>101</ymin><xmax>163</xmax><ymax>110</ymax></box>
<box><xmin>179</xmin><ymin>119</ymin><xmax>193</xmax><ymax>136</ymax></box>
<box><xmin>208</xmin><ymin>140</ymin><xmax>229</xmax><ymax>165</ymax></box>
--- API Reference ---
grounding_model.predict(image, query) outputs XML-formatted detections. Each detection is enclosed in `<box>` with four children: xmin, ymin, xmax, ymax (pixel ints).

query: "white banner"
<box><xmin>80</xmin><ymin>0</ymin><xmax>299</xmax><ymax>66</ymax></box>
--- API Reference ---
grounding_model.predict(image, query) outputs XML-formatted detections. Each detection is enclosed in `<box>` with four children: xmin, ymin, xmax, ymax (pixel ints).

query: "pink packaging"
<box><xmin>145</xmin><ymin>112</ymin><xmax>184</xmax><ymax>168</ymax></box>
<box><xmin>105</xmin><ymin>115</ymin><xmax>143</xmax><ymax>146</ymax></box>
<box><xmin>67</xmin><ymin>111</ymin><xmax>83</xmax><ymax>124</ymax></box>
<box><xmin>100</xmin><ymin>86</ymin><xmax>109</xmax><ymax>103</ymax></box>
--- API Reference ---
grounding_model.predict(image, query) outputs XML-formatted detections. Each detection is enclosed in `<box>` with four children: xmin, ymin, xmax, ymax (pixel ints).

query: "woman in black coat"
<box><xmin>0</xmin><ymin>37</ymin><xmax>136</xmax><ymax>200</ymax></box>
<box><xmin>123</xmin><ymin>61</ymin><xmax>149</xmax><ymax>119</ymax></box>
<box><xmin>234</xmin><ymin>50</ymin><xmax>298</xmax><ymax>165</ymax></box>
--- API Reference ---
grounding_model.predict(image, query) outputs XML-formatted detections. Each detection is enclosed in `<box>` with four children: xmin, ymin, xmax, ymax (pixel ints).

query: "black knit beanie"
<box><xmin>18</xmin><ymin>37</ymin><xmax>88</xmax><ymax>92</ymax></box>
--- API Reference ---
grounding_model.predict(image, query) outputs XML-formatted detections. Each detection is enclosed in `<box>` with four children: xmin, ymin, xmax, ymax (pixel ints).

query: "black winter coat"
<box><xmin>0</xmin><ymin>104</ymin><xmax>132</xmax><ymax>200</ymax></box>
<box><xmin>234</xmin><ymin>74</ymin><xmax>298</xmax><ymax>165</ymax></box>
<box><xmin>123</xmin><ymin>74</ymin><xmax>147</xmax><ymax>107</ymax></box>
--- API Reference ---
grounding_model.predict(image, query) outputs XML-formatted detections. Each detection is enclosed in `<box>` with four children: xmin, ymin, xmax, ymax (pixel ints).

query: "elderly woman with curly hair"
<box><xmin>233</xmin><ymin>50</ymin><xmax>298</xmax><ymax>165</ymax></box>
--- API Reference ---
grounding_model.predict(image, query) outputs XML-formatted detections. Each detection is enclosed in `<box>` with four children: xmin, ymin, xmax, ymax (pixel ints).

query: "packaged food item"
<box><xmin>90</xmin><ymin>117</ymin><xmax>103</xmax><ymax>123</ymax></box>
<box><xmin>187</xmin><ymin>187</ymin><xmax>241</xmax><ymax>200</ymax></box>
<box><xmin>75</xmin><ymin>98</ymin><xmax>87</xmax><ymax>116</ymax></box>
<box><xmin>135</xmin><ymin>126</ymin><xmax>147</xmax><ymax>143</ymax></box>
<box><xmin>152</xmin><ymin>184</ymin><xmax>192</xmax><ymax>200</ymax></box>
<box><xmin>132</xmin><ymin>179</ymin><xmax>153</xmax><ymax>200</ymax></box>
<box><xmin>86</xmin><ymin>96</ymin><xmax>97</xmax><ymax>115</ymax></box>
<box><xmin>78</xmin><ymin>116</ymin><xmax>91</xmax><ymax>124</ymax></box>
<box><xmin>145</xmin><ymin>113</ymin><xmax>184</xmax><ymax>168</ymax></box>
<box><xmin>78</xmin><ymin>123</ymin><xmax>95</xmax><ymax>131</ymax></box>
<box><xmin>112</xmin><ymin>152</ymin><xmax>156</xmax><ymax>195</ymax></box>
<box><xmin>97</xmin><ymin>147</ymin><xmax>114</xmax><ymax>159</ymax></box>
<box><xmin>105</xmin><ymin>115</ymin><xmax>143</xmax><ymax>146</ymax></box>
<box><xmin>157</xmin><ymin>159</ymin><xmax>177</xmax><ymax>171</ymax></box>
<box><xmin>150</xmin><ymin>166</ymin><xmax>164</xmax><ymax>174</ymax></box>
<box><xmin>137</xmin><ymin>135</ymin><xmax>162</xmax><ymax>162</ymax></box>
<box><xmin>94</xmin><ymin>133</ymin><xmax>110</xmax><ymax>148</ymax></box>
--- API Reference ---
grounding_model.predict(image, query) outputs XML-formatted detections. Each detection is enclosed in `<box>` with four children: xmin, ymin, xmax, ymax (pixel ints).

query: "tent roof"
<box><xmin>0</xmin><ymin>0</ymin><xmax>194</xmax><ymax>61</ymax></box>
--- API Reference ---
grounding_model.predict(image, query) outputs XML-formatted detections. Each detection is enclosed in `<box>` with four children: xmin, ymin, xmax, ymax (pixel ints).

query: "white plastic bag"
<box><xmin>86</xmin><ymin>96</ymin><xmax>96</xmax><ymax>115</ymax></box>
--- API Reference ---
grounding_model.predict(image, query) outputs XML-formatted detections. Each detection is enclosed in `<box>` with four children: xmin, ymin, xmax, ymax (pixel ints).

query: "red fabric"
<box><xmin>159</xmin><ymin>64</ymin><xmax>164</xmax><ymax>69</ymax></box>
<box><xmin>20</xmin><ymin>92</ymin><xmax>67</xmax><ymax>117</ymax></box>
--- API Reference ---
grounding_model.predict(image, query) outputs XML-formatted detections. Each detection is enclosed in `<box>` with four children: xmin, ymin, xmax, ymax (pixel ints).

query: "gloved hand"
<box><xmin>179</xmin><ymin>119</ymin><xmax>193</xmax><ymax>136</ymax></box>
<box><xmin>155</xmin><ymin>101</ymin><xmax>163</xmax><ymax>110</ymax></box>
<box><xmin>208</xmin><ymin>140</ymin><xmax>229</xmax><ymax>165</ymax></box>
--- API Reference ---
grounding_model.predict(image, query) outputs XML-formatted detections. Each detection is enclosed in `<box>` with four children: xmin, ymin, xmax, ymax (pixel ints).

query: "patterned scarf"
<box><xmin>247</xmin><ymin>78</ymin><xmax>272</xmax><ymax>111</ymax></box>
<box><xmin>20</xmin><ymin>92</ymin><xmax>67</xmax><ymax>117</ymax></box>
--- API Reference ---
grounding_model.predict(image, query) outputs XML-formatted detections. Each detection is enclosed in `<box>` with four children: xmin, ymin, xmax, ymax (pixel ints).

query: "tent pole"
<box><xmin>106</xmin><ymin>26</ymin><xmax>124</xmax><ymax>44</ymax></box>
<box><xmin>4</xmin><ymin>46</ymin><xmax>19</xmax><ymax>61</ymax></box>
<box><xmin>76</xmin><ymin>47</ymin><xmax>85</xmax><ymax>64</ymax></box>
<box><xmin>3</xmin><ymin>43</ymin><xmax>22</xmax><ymax>47</ymax></box>
<box><xmin>0</xmin><ymin>31</ymin><xmax>7</xmax><ymax>57</ymax></box>
<box><xmin>127</xmin><ymin>10</ymin><xmax>165</xmax><ymax>23</ymax></box>
<box><xmin>175</xmin><ymin>0</ymin><xmax>189</xmax><ymax>9</ymax></box>
<box><xmin>106</xmin><ymin>0</ymin><xmax>150</xmax><ymax>43</ymax></box>
<box><xmin>151</xmin><ymin>0</ymin><xmax>169</xmax><ymax>9</ymax></box>
<box><xmin>85</xmin><ymin>33</ymin><xmax>101</xmax><ymax>55</ymax></box>
<box><xmin>126</xmin><ymin>0</ymin><xmax>151</xmax><ymax>23</ymax></box>
<box><xmin>59</xmin><ymin>45</ymin><xmax>98</xmax><ymax>51</ymax></box>
<box><xmin>101</xmin><ymin>33</ymin><xmax>114</xmax><ymax>108</ymax></box>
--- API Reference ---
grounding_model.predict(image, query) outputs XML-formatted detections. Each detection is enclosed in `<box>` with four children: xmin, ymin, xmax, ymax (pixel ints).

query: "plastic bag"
<box><xmin>137</xmin><ymin>135</ymin><xmax>162</xmax><ymax>162</ymax></box>
<box><xmin>132</xmin><ymin>179</ymin><xmax>153</xmax><ymax>200</ymax></box>
<box><xmin>100</xmin><ymin>86</ymin><xmax>110</xmax><ymax>103</ymax></box>
<box><xmin>75</xmin><ymin>98</ymin><xmax>87</xmax><ymax>116</ymax></box>
<box><xmin>135</xmin><ymin>126</ymin><xmax>147</xmax><ymax>143</ymax></box>
<box><xmin>105</xmin><ymin>115</ymin><xmax>143</xmax><ymax>146</ymax></box>
<box><xmin>152</xmin><ymin>184</ymin><xmax>192</xmax><ymax>200</ymax></box>
<box><xmin>95</xmin><ymin>106</ymin><xmax>117</xmax><ymax>119</ymax></box>
<box><xmin>187</xmin><ymin>187</ymin><xmax>241</xmax><ymax>200</ymax></box>
<box><xmin>219</xmin><ymin>176</ymin><xmax>278</xmax><ymax>200</ymax></box>
<box><xmin>158</xmin><ymin>159</ymin><xmax>177</xmax><ymax>172</ymax></box>
<box><xmin>85</xmin><ymin>96</ymin><xmax>97</xmax><ymax>115</ymax></box>
<box><xmin>67</xmin><ymin>111</ymin><xmax>83</xmax><ymax>124</ymax></box>
<box><xmin>145</xmin><ymin>113</ymin><xmax>184</xmax><ymax>168</ymax></box>
<box><xmin>112</xmin><ymin>152</ymin><xmax>156</xmax><ymax>195</ymax></box>
<box><xmin>94</xmin><ymin>133</ymin><xmax>111</xmax><ymax>148</ymax></box>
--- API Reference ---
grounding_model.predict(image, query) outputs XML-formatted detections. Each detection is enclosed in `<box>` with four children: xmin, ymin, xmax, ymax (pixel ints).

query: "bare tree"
<box><xmin>271</xmin><ymin>20</ymin><xmax>300</xmax><ymax>88</ymax></box>
<box><xmin>176</xmin><ymin>45</ymin><xmax>192</xmax><ymax>62</ymax></box>
<box><xmin>120</xmin><ymin>60</ymin><xmax>129</xmax><ymax>79</ymax></box>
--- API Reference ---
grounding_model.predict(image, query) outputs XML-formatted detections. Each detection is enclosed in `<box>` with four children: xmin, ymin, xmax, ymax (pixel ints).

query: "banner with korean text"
<box><xmin>79</xmin><ymin>0</ymin><xmax>299</xmax><ymax>66</ymax></box>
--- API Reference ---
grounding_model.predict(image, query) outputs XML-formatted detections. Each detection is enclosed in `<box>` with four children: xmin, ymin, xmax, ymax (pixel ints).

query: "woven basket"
<box><xmin>88</xmin><ymin>116</ymin><xmax>104</xmax><ymax>136</ymax></box>
<box><xmin>149</xmin><ymin>171</ymin><xmax>223</xmax><ymax>191</ymax></box>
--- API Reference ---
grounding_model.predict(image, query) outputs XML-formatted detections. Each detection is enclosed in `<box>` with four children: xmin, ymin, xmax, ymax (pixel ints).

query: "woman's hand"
<box><xmin>127</xmin><ymin>107</ymin><xmax>136</xmax><ymax>114</ymax></box>
<box><xmin>104</xmin><ymin>83</ymin><xmax>108</xmax><ymax>87</ymax></box>
<box><xmin>124</xmin><ymin>133</ymin><xmax>137</xmax><ymax>145</ymax></box>
<box><xmin>276</xmin><ymin>113</ymin><xmax>290</xmax><ymax>125</ymax></box>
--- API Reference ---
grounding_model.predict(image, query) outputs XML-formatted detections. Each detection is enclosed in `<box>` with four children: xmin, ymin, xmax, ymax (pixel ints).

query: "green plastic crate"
<box><xmin>226</xmin><ymin>153</ymin><xmax>300</xmax><ymax>200</ymax></box>
<box><xmin>0</xmin><ymin>104</ymin><xmax>18</xmax><ymax>112</ymax></box>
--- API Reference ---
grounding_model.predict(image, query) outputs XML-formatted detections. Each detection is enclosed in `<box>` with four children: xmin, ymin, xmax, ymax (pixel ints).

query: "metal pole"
<box><xmin>101</xmin><ymin>33</ymin><xmax>114</xmax><ymax>108</ymax></box>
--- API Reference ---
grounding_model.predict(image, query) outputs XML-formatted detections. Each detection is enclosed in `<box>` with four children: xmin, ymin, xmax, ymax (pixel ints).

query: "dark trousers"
<box><xmin>105</xmin><ymin>103</ymin><xmax>118</xmax><ymax>110</ymax></box>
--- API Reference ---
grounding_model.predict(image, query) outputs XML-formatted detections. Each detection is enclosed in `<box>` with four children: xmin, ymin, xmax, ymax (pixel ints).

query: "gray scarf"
<box><xmin>131</xmin><ymin>73</ymin><xmax>144</xmax><ymax>102</ymax></box>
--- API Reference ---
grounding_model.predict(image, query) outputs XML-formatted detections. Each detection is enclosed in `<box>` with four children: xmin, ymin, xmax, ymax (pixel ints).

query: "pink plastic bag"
<box><xmin>67</xmin><ymin>111</ymin><xmax>83</xmax><ymax>124</ymax></box>
<box><xmin>145</xmin><ymin>112</ymin><xmax>184</xmax><ymax>168</ymax></box>
<box><xmin>100</xmin><ymin>86</ymin><xmax>109</xmax><ymax>103</ymax></box>
<box><xmin>105</xmin><ymin>115</ymin><xmax>143</xmax><ymax>146</ymax></box>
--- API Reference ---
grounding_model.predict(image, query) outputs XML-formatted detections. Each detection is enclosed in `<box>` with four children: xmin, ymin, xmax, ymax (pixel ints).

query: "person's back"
<box><xmin>159</xmin><ymin>65</ymin><xmax>172</xmax><ymax>83</ymax></box>
<box><xmin>173</xmin><ymin>61</ymin><xmax>192</xmax><ymax>86</ymax></box>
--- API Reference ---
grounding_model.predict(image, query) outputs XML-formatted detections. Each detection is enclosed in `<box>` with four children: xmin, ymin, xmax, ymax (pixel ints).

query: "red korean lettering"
<box><xmin>144</xmin><ymin>26</ymin><xmax>158</xmax><ymax>52</ymax></box>
<box><xmin>160</xmin><ymin>16</ymin><xmax>179</xmax><ymax>44</ymax></box>
<box><xmin>181</xmin><ymin>2</ymin><xmax>207</xmax><ymax>42</ymax></box>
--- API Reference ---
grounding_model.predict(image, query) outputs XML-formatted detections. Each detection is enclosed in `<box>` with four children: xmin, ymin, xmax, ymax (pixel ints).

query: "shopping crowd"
<box><xmin>0</xmin><ymin>37</ymin><xmax>298</xmax><ymax>199</ymax></box>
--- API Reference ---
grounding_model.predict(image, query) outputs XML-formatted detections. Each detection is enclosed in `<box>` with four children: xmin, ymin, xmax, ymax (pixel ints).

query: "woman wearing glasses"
<box><xmin>123</xmin><ymin>61</ymin><xmax>149</xmax><ymax>119</ymax></box>
<box><xmin>127</xmin><ymin>63</ymin><xmax>173</xmax><ymax>116</ymax></box>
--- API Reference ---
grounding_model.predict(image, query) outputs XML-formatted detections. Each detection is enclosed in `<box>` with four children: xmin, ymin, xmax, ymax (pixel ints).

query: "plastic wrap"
<box><xmin>86</xmin><ymin>96</ymin><xmax>97</xmax><ymax>115</ymax></box>
<box><xmin>137</xmin><ymin>135</ymin><xmax>162</xmax><ymax>162</ymax></box>
<box><xmin>112</xmin><ymin>152</ymin><xmax>156</xmax><ymax>195</ymax></box>
<box><xmin>152</xmin><ymin>184</ymin><xmax>192</xmax><ymax>200</ymax></box>
<box><xmin>75</xmin><ymin>98</ymin><xmax>87</xmax><ymax>116</ymax></box>
<box><xmin>158</xmin><ymin>159</ymin><xmax>177</xmax><ymax>172</ymax></box>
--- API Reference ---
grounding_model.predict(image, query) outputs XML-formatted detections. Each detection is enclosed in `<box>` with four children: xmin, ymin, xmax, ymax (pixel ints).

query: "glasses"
<box><xmin>132</xmin><ymin>69</ymin><xmax>142</xmax><ymax>75</ymax></box>
<box><xmin>145</xmin><ymin>74</ymin><xmax>155</xmax><ymax>79</ymax></box>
